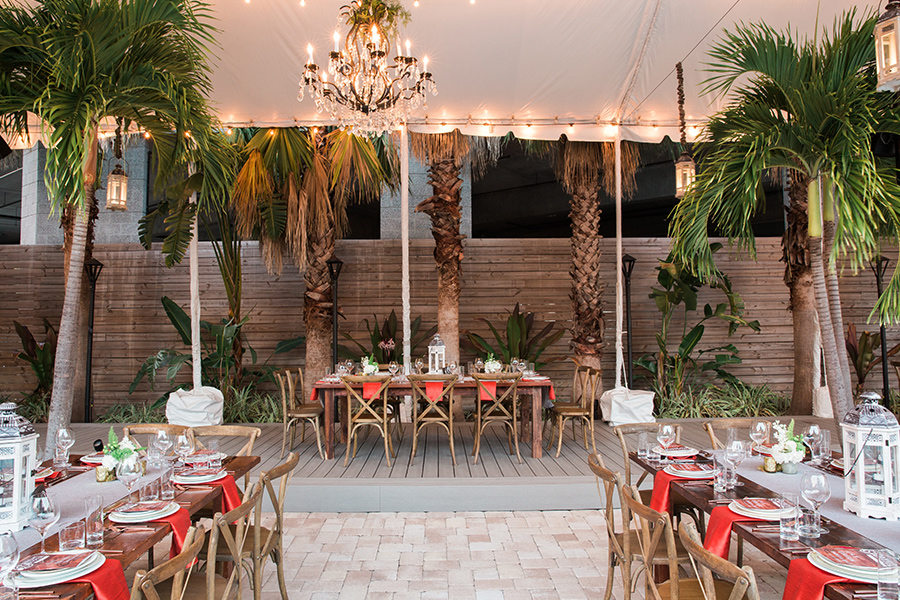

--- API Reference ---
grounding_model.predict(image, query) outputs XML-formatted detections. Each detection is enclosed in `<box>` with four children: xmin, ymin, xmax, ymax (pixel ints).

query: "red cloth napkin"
<box><xmin>425</xmin><ymin>381</ymin><xmax>444</xmax><ymax>401</ymax></box>
<box><xmin>71</xmin><ymin>557</ymin><xmax>130</xmax><ymax>600</ymax></box>
<box><xmin>548</xmin><ymin>385</ymin><xmax>555</xmax><ymax>400</ymax></box>
<box><xmin>35</xmin><ymin>471</ymin><xmax>62</xmax><ymax>484</ymax></box>
<box><xmin>151</xmin><ymin>506</ymin><xmax>191</xmax><ymax>558</ymax></box>
<box><xmin>309</xmin><ymin>388</ymin><xmax>318</xmax><ymax>403</ymax></box>
<box><xmin>478</xmin><ymin>381</ymin><xmax>497</xmax><ymax>401</ymax></box>
<box><xmin>649</xmin><ymin>470</ymin><xmax>687</xmax><ymax>514</ymax></box>
<box><xmin>782</xmin><ymin>558</ymin><xmax>852</xmax><ymax>600</ymax></box>
<box><xmin>183</xmin><ymin>474</ymin><xmax>242</xmax><ymax>512</ymax></box>
<box><xmin>363</xmin><ymin>382</ymin><xmax>382</xmax><ymax>399</ymax></box>
<box><xmin>703</xmin><ymin>506</ymin><xmax>764</xmax><ymax>559</ymax></box>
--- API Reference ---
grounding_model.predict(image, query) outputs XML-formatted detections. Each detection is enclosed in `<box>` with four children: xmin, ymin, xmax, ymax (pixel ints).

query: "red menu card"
<box><xmin>17</xmin><ymin>551</ymin><xmax>93</xmax><ymax>572</ymax></box>
<box><xmin>118</xmin><ymin>501</ymin><xmax>171</xmax><ymax>514</ymax></box>
<box><xmin>670</xmin><ymin>463</ymin><xmax>713</xmax><ymax>473</ymax></box>
<box><xmin>734</xmin><ymin>498</ymin><xmax>782</xmax><ymax>511</ymax></box>
<box><xmin>815</xmin><ymin>546</ymin><xmax>880</xmax><ymax>570</ymax></box>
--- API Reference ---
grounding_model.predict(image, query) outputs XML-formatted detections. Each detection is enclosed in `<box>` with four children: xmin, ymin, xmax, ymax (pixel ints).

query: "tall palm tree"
<box><xmin>669</xmin><ymin>11</ymin><xmax>900</xmax><ymax>431</ymax></box>
<box><xmin>0</xmin><ymin>0</ymin><xmax>232</xmax><ymax>455</ymax></box>
<box><xmin>230</xmin><ymin>127</ymin><xmax>396</xmax><ymax>399</ymax></box>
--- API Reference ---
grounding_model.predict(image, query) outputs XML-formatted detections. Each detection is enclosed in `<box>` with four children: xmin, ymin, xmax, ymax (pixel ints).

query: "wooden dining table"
<box><xmin>313</xmin><ymin>376</ymin><xmax>555</xmax><ymax>460</ymax></box>
<box><xmin>15</xmin><ymin>454</ymin><xmax>259</xmax><ymax>600</ymax></box>
<box><xmin>631</xmin><ymin>451</ymin><xmax>891</xmax><ymax>600</ymax></box>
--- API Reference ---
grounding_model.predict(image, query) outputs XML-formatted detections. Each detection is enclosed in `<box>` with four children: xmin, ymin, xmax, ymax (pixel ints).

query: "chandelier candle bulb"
<box><xmin>307</xmin><ymin>44</ymin><xmax>314</xmax><ymax>65</ymax></box>
<box><xmin>334</xmin><ymin>31</ymin><xmax>340</xmax><ymax>52</ymax></box>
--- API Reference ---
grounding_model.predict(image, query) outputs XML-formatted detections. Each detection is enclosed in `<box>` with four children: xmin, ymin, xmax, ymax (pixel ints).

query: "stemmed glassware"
<box><xmin>516</xmin><ymin>360</ymin><xmax>527</xmax><ymax>375</ymax></box>
<box><xmin>28</xmin><ymin>490</ymin><xmax>60</xmax><ymax>554</ymax></box>
<box><xmin>155</xmin><ymin>430</ymin><xmax>173</xmax><ymax>462</ymax></box>
<box><xmin>802</xmin><ymin>424</ymin><xmax>821</xmax><ymax>455</ymax></box>
<box><xmin>54</xmin><ymin>427</ymin><xmax>75</xmax><ymax>469</ymax></box>
<box><xmin>116</xmin><ymin>460</ymin><xmax>143</xmax><ymax>507</ymax></box>
<box><xmin>750</xmin><ymin>421</ymin><xmax>768</xmax><ymax>454</ymax></box>
<box><xmin>388</xmin><ymin>361</ymin><xmax>400</xmax><ymax>377</ymax></box>
<box><xmin>800</xmin><ymin>472</ymin><xmax>831</xmax><ymax>535</ymax></box>
<box><xmin>415</xmin><ymin>358</ymin><xmax>425</xmax><ymax>374</ymax></box>
<box><xmin>725</xmin><ymin>440</ymin><xmax>747</xmax><ymax>487</ymax></box>
<box><xmin>657</xmin><ymin>424</ymin><xmax>676</xmax><ymax>464</ymax></box>
<box><xmin>0</xmin><ymin>532</ymin><xmax>19</xmax><ymax>595</ymax></box>
<box><xmin>474</xmin><ymin>358</ymin><xmax>484</xmax><ymax>373</ymax></box>
<box><xmin>174</xmin><ymin>433</ymin><xmax>194</xmax><ymax>467</ymax></box>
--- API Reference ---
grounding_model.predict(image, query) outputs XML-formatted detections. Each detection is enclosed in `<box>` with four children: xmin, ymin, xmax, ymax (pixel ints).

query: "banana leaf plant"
<box><xmin>13</xmin><ymin>319</ymin><xmax>57</xmax><ymax>396</ymax></box>
<box><xmin>461</xmin><ymin>304</ymin><xmax>565</xmax><ymax>370</ymax></box>
<box><xmin>338</xmin><ymin>310</ymin><xmax>436</xmax><ymax>363</ymax></box>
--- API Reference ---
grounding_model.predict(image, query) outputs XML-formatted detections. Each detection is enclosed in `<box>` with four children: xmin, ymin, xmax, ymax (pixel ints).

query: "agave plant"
<box><xmin>338</xmin><ymin>310</ymin><xmax>436</xmax><ymax>364</ymax></box>
<box><xmin>461</xmin><ymin>304</ymin><xmax>565</xmax><ymax>370</ymax></box>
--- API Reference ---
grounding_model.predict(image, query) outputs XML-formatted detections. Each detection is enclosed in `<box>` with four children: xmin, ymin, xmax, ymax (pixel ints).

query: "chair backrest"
<box><xmin>570</xmin><ymin>363</ymin><xmax>592</xmax><ymax>403</ymax></box>
<box><xmin>580</xmin><ymin>368</ymin><xmax>601</xmax><ymax>413</ymax></box>
<box><xmin>122</xmin><ymin>424</ymin><xmax>192</xmax><ymax>448</ymax></box>
<box><xmin>192</xmin><ymin>425</ymin><xmax>261</xmax><ymax>457</ymax></box>
<box><xmin>622</xmin><ymin>484</ymin><xmax>680</xmax><ymax>600</ymax></box>
<box><xmin>130</xmin><ymin>525</ymin><xmax>205</xmax><ymax>600</ymax></box>
<box><xmin>254</xmin><ymin>452</ymin><xmax>300</xmax><ymax>560</ymax></box>
<box><xmin>207</xmin><ymin>482</ymin><xmax>263</xmax><ymax>600</ymax></box>
<box><xmin>275</xmin><ymin>369</ymin><xmax>301</xmax><ymax>417</ymax></box>
<box><xmin>704</xmin><ymin>419</ymin><xmax>770</xmax><ymax>450</ymax></box>
<box><xmin>587</xmin><ymin>453</ymin><xmax>629</xmax><ymax>561</ymax></box>
<box><xmin>679</xmin><ymin>521</ymin><xmax>761</xmax><ymax>600</ymax></box>
<box><xmin>472</xmin><ymin>373</ymin><xmax>522</xmax><ymax>405</ymax></box>
<box><xmin>614</xmin><ymin>423</ymin><xmax>682</xmax><ymax>487</ymax></box>
<box><xmin>341</xmin><ymin>375</ymin><xmax>392</xmax><ymax>420</ymax></box>
<box><xmin>407</xmin><ymin>374</ymin><xmax>458</xmax><ymax>406</ymax></box>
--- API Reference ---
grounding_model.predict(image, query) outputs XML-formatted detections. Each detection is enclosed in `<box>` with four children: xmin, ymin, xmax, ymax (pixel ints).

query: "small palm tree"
<box><xmin>0</xmin><ymin>0</ymin><xmax>232</xmax><ymax>455</ymax></box>
<box><xmin>669</xmin><ymin>11</ymin><xmax>900</xmax><ymax>429</ymax></box>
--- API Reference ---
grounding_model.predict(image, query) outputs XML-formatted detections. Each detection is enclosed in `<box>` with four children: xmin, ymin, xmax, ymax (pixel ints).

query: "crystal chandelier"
<box><xmin>298</xmin><ymin>0</ymin><xmax>437</xmax><ymax>136</ymax></box>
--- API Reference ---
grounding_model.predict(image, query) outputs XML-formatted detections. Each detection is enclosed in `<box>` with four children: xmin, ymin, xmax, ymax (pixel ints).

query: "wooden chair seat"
<box><xmin>153</xmin><ymin>573</ymin><xmax>238</xmax><ymax>600</ymax></box>
<box><xmin>615</xmin><ymin>530</ymin><xmax>690</xmax><ymax>564</ymax></box>
<box><xmin>200</xmin><ymin>522</ymin><xmax>272</xmax><ymax>560</ymax></box>
<box><xmin>287</xmin><ymin>405</ymin><xmax>323</xmax><ymax>418</ymax></box>
<box><xmin>656</xmin><ymin>578</ymin><xmax>736</xmax><ymax>600</ymax></box>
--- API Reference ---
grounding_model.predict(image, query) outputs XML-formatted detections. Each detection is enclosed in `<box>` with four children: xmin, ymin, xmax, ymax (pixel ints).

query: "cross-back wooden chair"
<box><xmin>408</xmin><ymin>374</ymin><xmax>459</xmax><ymax>465</ymax></box>
<box><xmin>129</xmin><ymin>525</ymin><xmax>205</xmax><ymax>600</ymax></box>
<box><xmin>192</xmin><ymin>425</ymin><xmax>261</xmax><ymax>489</ymax></box>
<box><xmin>548</xmin><ymin>367</ymin><xmax>599</xmax><ymax>457</ymax></box>
<box><xmin>275</xmin><ymin>369</ymin><xmax>324</xmax><ymax>459</ymax></box>
<box><xmin>703</xmin><ymin>418</ymin><xmax>771</xmax><ymax>450</ymax></box>
<box><xmin>472</xmin><ymin>372</ymin><xmax>523</xmax><ymax>464</ymax></box>
<box><xmin>622</xmin><ymin>485</ymin><xmax>692</xmax><ymax>600</ymax></box>
<box><xmin>677</xmin><ymin>521</ymin><xmax>761</xmax><ymax>600</ymax></box>
<box><xmin>249</xmin><ymin>452</ymin><xmax>299</xmax><ymax>600</ymax></box>
<box><xmin>588</xmin><ymin>453</ymin><xmax>632</xmax><ymax>600</ymax></box>
<box><xmin>201</xmin><ymin>482</ymin><xmax>263</xmax><ymax>600</ymax></box>
<box><xmin>122</xmin><ymin>424</ymin><xmax>192</xmax><ymax>448</ymax></box>
<box><xmin>341</xmin><ymin>375</ymin><xmax>395</xmax><ymax>467</ymax></box>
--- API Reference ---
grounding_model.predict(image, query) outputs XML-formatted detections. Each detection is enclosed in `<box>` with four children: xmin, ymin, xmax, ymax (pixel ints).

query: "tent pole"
<box><xmin>189</xmin><ymin>165</ymin><xmax>202</xmax><ymax>390</ymax></box>
<box><xmin>401</xmin><ymin>124</ymin><xmax>412</xmax><ymax>374</ymax></box>
<box><xmin>615</xmin><ymin>130</ymin><xmax>624</xmax><ymax>389</ymax></box>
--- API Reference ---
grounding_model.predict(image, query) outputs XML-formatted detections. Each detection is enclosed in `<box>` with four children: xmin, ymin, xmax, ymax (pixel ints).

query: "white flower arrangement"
<box><xmin>361</xmin><ymin>355</ymin><xmax>379</xmax><ymax>376</ymax></box>
<box><xmin>770</xmin><ymin>419</ymin><xmax>805</xmax><ymax>465</ymax></box>
<box><xmin>484</xmin><ymin>353</ymin><xmax>502</xmax><ymax>374</ymax></box>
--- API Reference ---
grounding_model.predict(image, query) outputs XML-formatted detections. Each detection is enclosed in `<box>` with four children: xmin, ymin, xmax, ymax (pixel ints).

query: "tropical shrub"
<box><xmin>13</xmin><ymin>319</ymin><xmax>57</xmax><ymax>396</ymax></box>
<box><xmin>98</xmin><ymin>399</ymin><xmax>166</xmax><ymax>424</ymax></box>
<box><xmin>5</xmin><ymin>392</ymin><xmax>50</xmax><ymax>424</ymax></box>
<box><xmin>461</xmin><ymin>303</ymin><xmax>565</xmax><ymax>370</ymax></box>
<box><xmin>222</xmin><ymin>386</ymin><xmax>282</xmax><ymax>423</ymax></box>
<box><xmin>845</xmin><ymin>323</ymin><xmax>900</xmax><ymax>397</ymax></box>
<box><xmin>339</xmin><ymin>310</ymin><xmax>436</xmax><ymax>363</ymax></box>
<box><xmin>655</xmin><ymin>382</ymin><xmax>789</xmax><ymax>419</ymax></box>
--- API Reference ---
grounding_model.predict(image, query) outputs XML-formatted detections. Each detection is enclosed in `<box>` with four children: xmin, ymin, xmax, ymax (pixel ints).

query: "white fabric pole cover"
<box><xmin>400</xmin><ymin>125</ymin><xmax>412</xmax><ymax>374</ymax></box>
<box><xmin>166</xmin><ymin>387</ymin><xmax>224</xmax><ymax>427</ymax></box>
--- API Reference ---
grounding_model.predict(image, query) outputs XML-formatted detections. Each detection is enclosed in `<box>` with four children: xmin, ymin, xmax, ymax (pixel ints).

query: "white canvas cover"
<box><xmin>166</xmin><ymin>386</ymin><xmax>224</xmax><ymax>427</ymax></box>
<box><xmin>600</xmin><ymin>386</ymin><xmax>656</xmax><ymax>426</ymax></box>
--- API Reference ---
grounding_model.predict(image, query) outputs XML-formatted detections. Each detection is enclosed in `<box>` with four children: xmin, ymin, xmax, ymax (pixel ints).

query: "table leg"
<box><xmin>324</xmin><ymin>389</ymin><xmax>335</xmax><ymax>460</ymax></box>
<box><xmin>531</xmin><ymin>388</ymin><xmax>543</xmax><ymax>459</ymax></box>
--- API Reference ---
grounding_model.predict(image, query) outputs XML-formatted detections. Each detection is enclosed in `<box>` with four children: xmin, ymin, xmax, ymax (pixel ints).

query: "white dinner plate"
<box><xmin>110</xmin><ymin>501</ymin><xmax>180</xmax><ymax>523</ymax></box>
<box><xmin>12</xmin><ymin>551</ymin><xmax>105</xmax><ymax>588</ymax></box>
<box><xmin>79</xmin><ymin>453</ymin><xmax>104</xmax><ymax>465</ymax></box>
<box><xmin>663</xmin><ymin>464</ymin><xmax>715</xmax><ymax>479</ymax></box>
<box><xmin>727</xmin><ymin>500</ymin><xmax>792</xmax><ymax>521</ymax></box>
<box><xmin>653</xmin><ymin>445</ymin><xmax>698</xmax><ymax>457</ymax></box>
<box><xmin>172</xmin><ymin>470</ymin><xmax>226</xmax><ymax>485</ymax></box>
<box><xmin>808</xmin><ymin>551</ymin><xmax>879</xmax><ymax>584</ymax></box>
<box><xmin>183</xmin><ymin>451</ymin><xmax>226</xmax><ymax>464</ymax></box>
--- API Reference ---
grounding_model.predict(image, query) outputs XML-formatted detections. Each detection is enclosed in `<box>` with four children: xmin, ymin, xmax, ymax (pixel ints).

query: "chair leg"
<box><xmin>311</xmin><ymin>417</ymin><xmax>324</xmax><ymax>460</ymax></box>
<box><xmin>280</xmin><ymin>422</ymin><xmax>289</xmax><ymax>460</ymax></box>
<box><xmin>274</xmin><ymin>545</ymin><xmax>288</xmax><ymax>600</ymax></box>
<box><xmin>603</xmin><ymin>551</ymin><xmax>616</xmax><ymax>600</ymax></box>
<box><xmin>737</xmin><ymin>536</ymin><xmax>744</xmax><ymax>567</ymax></box>
<box><xmin>555</xmin><ymin>416</ymin><xmax>566</xmax><ymax>458</ymax></box>
<box><xmin>511</xmin><ymin>404</ymin><xmax>522</xmax><ymax>464</ymax></box>
<box><xmin>383</xmin><ymin>424</ymin><xmax>392</xmax><ymax>467</ymax></box>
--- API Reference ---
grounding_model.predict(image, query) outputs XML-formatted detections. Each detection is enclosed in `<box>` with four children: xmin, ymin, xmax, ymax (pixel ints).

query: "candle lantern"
<box><xmin>427</xmin><ymin>335</ymin><xmax>446</xmax><ymax>374</ymax></box>
<box><xmin>674</xmin><ymin>152</ymin><xmax>696</xmax><ymax>199</ymax></box>
<box><xmin>0</xmin><ymin>402</ymin><xmax>38</xmax><ymax>532</ymax></box>
<box><xmin>877</xmin><ymin>1</ymin><xmax>900</xmax><ymax>92</ymax></box>
<box><xmin>105</xmin><ymin>163</ymin><xmax>128</xmax><ymax>211</ymax></box>
<box><xmin>841</xmin><ymin>391</ymin><xmax>900</xmax><ymax>521</ymax></box>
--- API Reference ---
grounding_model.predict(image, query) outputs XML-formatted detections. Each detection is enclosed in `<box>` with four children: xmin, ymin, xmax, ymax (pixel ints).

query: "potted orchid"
<box><xmin>361</xmin><ymin>355</ymin><xmax>379</xmax><ymax>376</ymax></box>
<box><xmin>484</xmin><ymin>353</ymin><xmax>502</xmax><ymax>374</ymax></box>
<box><xmin>96</xmin><ymin>427</ymin><xmax>144</xmax><ymax>482</ymax></box>
<box><xmin>768</xmin><ymin>419</ymin><xmax>805</xmax><ymax>474</ymax></box>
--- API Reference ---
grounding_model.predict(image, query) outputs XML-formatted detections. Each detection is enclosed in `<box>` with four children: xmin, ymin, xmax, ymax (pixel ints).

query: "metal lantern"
<box><xmin>0</xmin><ymin>402</ymin><xmax>38</xmax><ymax>532</ymax></box>
<box><xmin>841</xmin><ymin>392</ymin><xmax>900</xmax><ymax>521</ymax></box>
<box><xmin>877</xmin><ymin>1</ymin><xmax>900</xmax><ymax>92</ymax></box>
<box><xmin>674</xmin><ymin>152</ymin><xmax>696</xmax><ymax>199</ymax></box>
<box><xmin>105</xmin><ymin>163</ymin><xmax>128</xmax><ymax>211</ymax></box>
<box><xmin>427</xmin><ymin>334</ymin><xmax>446</xmax><ymax>374</ymax></box>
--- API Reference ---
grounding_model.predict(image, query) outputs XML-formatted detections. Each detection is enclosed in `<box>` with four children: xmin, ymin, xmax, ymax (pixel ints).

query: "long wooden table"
<box><xmin>630</xmin><ymin>453</ymin><xmax>883</xmax><ymax>600</ymax></box>
<box><xmin>314</xmin><ymin>376</ymin><xmax>554</xmax><ymax>460</ymax></box>
<box><xmin>19</xmin><ymin>455</ymin><xmax>259</xmax><ymax>600</ymax></box>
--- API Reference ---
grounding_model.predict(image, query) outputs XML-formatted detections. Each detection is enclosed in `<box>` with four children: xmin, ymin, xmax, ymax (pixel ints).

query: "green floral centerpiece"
<box><xmin>484</xmin><ymin>353</ymin><xmax>502</xmax><ymax>374</ymax></box>
<box><xmin>767</xmin><ymin>419</ymin><xmax>805</xmax><ymax>474</ymax></box>
<box><xmin>361</xmin><ymin>355</ymin><xmax>379</xmax><ymax>376</ymax></box>
<box><xmin>96</xmin><ymin>427</ymin><xmax>143</xmax><ymax>482</ymax></box>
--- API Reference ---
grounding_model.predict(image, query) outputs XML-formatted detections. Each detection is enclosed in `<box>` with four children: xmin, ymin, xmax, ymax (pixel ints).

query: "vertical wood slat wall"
<box><xmin>0</xmin><ymin>238</ymin><xmax>896</xmax><ymax>416</ymax></box>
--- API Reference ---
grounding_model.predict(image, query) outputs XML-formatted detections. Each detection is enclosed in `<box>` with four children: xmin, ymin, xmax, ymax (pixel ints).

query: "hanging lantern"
<box><xmin>427</xmin><ymin>334</ymin><xmax>446</xmax><ymax>374</ymax></box>
<box><xmin>106</xmin><ymin>163</ymin><xmax>128</xmax><ymax>211</ymax></box>
<box><xmin>842</xmin><ymin>391</ymin><xmax>900</xmax><ymax>521</ymax></box>
<box><xmin>674</xmin><ymin>152</ymin><xmax>696</xmax><ymax>199</ymax></box>
<box><xmin>0</xmin><ymin>402</ymin><xmax>38</xmax><ymax>532</ymax></box>
<box><xmin>877</xmin><ymin>1</ymin><xmax>900</xmax><ymax>92</ymax></box>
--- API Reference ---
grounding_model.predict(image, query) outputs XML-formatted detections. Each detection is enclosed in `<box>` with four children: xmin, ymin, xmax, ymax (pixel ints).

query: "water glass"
<box><xmin>140</xmin><ymin>479</ymin><xmax>160</xmax><ymax>502</ymax></box>
<box><xmin>879</xmin><ymin>550</ymin><xmax>900</xmax><ymax>600</ymax></box>
<box><xmin>814</xmin><ymin>430</ymin><xmax>832</xmax><ymax>465</ymax></box>
<box><xmin>160</xmin><ymin>465</ymin><xmax>175</xmax><ymax>501</ymax></box>
<box><xmin>779</xmin><ymin>493</ymin><xmax>800</xmax><ymax>542</ymax></box>
<box><xmin>0</xmin><ymin>532</ymin><xmax>19</xmax><ymax>592</ymax></box>
<box><xmin>84</xmin><ymin>495</ymin><xmax>104</xmax><ymax>549</ymax></box>
<box><xmin>207</xmin><ymin>439</ymin><xmax>222</xmax><ymax>469</ymax></box>
<box><xmin>798</xmin><ymin>506</ymin><xmax>820</xmax><ymax>539</ymax></box>
<box><xmin>637</xmin><ymin>432</ymin><xmax>650</xmax><ymax>459</ymax></box>
<box><xmin>714</xmin><ymin>456</ymin><xmax>730</xmax><ymax>493</ymax></box>
<box><xmin>58</xmin><ymin>521</ymin><xmax>84</xmax><ymax>551</ymax></box>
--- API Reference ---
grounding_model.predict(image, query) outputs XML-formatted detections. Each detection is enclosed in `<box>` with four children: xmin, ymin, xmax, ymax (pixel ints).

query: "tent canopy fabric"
<box><xmin>5</xmin><ymin>0</ymin><xmax>874</xmax><ymax>148</ymax></box>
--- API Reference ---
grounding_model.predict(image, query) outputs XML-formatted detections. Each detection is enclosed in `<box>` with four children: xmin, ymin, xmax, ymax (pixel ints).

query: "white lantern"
<box><xmin>106</xmin><ymin>163</ymin><xmax>128</xmax><ymax>211</ymax></box>
<box><xmin>877</xmin><ymin>1</ymin><xmax>900</xmax><ymax>93</ymax></box>
<box><xmin>674</xmin><ymin>152</ymin><xmax>696</xmax><ymax>199</ymax></box>
<box><xmin>841</xmin><ymin>392</ymin><xmax>900</xmax><ymax>521</ymax></box>
<box><xmin>0</xmin><ymin>403</ymin><xmax>38</xmax><ymax>532</ymax></box>
<box><xmin>427</xmin><ymin>335</ymin><xmax>446</xmax><ymax>374</ymax></box>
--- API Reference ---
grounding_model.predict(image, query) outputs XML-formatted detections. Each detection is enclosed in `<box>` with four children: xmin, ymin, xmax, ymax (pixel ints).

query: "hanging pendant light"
<box><xmin>877</xmin><ymin>1</ymin><xmax>900</xmax><ymax>92</ymax></box>
<box><xmin>674</xmin><ymin>62</ymin><xmax>696</xmax><ymax>199</ymax></box>
<box><xmin>106</xmin><ymin>120</ymin><xmax>128</xmax><ymax>211</ymax></box>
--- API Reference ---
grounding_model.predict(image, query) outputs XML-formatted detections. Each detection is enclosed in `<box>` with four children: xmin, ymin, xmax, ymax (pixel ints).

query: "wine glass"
<box><xmin>0</xmin><ymin>532</ymin><xmax>19</xmax><ymax>594</ymax></box>
<box><xmin>516</xmin><ymin>360</ymin><xmax>527</xmax><ymax>375</ymax></box>
<box><xmin>388</xmin><ymin>361</ymin><xmax>400</xmax><ymax>377</ymax></box>
<box><xmin>749</xmin><ymin>421</ymin><xmax>768</xmax><ymax>454</ymax></box>
<box><xmin>414</xmin><ymin>358</ymin><xmax>424</xmax><ymax>374</ymax></box>
<box><xmin>174</xmin><ymin>433</ymin><xmax>194</xmax><ymax>466</ymax></box>
<box><xmin>657</xmin><ymin>424</ymin><xmax>676</xmax><ymax>464</ymax></box>
<box><xmin>116</xmin><ymin>460</ymin><xmax>143</xmax><ymax>507</ymax></box>
<box><xmin>28</xmin><ymin>490</ymin><xmax>59</xmax><ymax>554</ymax></box>
<box><xmin>724</xmin><ymin>440</ymin><xmax>747</xmax><ymax>487</ymax></box>
<box><xmin>155</xmin><ymin>430</ymin><xmax>173</xmax><ymax>461</ymax></box>
<box><xmin>800</xmin><ymin>472</ymin><xmax>831</xmax><ymax>535</ymax></box>
<box><xmin>474</xmin><ymin>358</ymin><xmax>484</xmax><ymax>373</ymax></box>
<box><xmin>802</xmin><ymin>424</ymin><xmax>821</xmax><ymax>455</ymax></box>
<box><xmin>55</xmin><ymin>427</ymin><xmax>75</xmax><ymax>468</ymax></box>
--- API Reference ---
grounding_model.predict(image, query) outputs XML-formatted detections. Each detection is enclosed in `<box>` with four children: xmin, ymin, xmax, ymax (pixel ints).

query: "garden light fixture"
<box><xmin>877</xmin><ymin>1</ymin><xmax>900</xmax><ymax>92</ymax></box>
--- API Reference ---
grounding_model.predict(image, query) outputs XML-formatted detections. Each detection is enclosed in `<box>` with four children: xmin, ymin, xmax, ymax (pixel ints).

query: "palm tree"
<box><xmin>0</xmin><ymin>0</ymin><xmax>232</xmax><ymax>455</ymax></box>
<box><xmin>230</xmin><ymin>127</ymin><xmax>396</xmax><ymax>400</ymax></box>
<box><xmin>669</xmin><ymin>11</ymin><xmax>900</xmax><ymax>431</ymax></box>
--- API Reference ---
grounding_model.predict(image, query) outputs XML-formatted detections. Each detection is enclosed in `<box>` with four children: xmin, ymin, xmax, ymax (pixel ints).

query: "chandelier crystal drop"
<box><xmin>298</xmin><ymin>1</ymin><xmax>437</xmax><ymax>136</ymax></box>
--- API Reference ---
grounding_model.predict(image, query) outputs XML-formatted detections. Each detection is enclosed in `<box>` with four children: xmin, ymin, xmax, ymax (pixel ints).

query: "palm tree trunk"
<box><xmin>416</xmin><ymin>157</ymin><xmax>463</xmax><ymax>367</ymax></box>
<box><xmin>569</xmin><ymin>182</ymin><xmax>604</xmax><ymax>377</ymax></box>
<box><xmin>823</xmin><ymin>218</ymin><xmax>853</xmax><ymax>405</ymax></box>
<box><xmin>303</xmin><ymin>220</ymin><xmax>336</xmax><ymax>402</ymax></box>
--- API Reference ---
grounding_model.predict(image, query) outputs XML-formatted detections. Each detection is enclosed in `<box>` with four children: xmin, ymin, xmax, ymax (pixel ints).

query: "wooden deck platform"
<box><xmin>38</xmin><ymin>415</ymin><xmax>833</xmax><ymax>513</ymax></box>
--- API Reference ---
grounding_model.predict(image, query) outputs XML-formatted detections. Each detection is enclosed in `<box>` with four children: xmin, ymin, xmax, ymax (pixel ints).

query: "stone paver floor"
<box><xmin>252</xmin><ymin>511</ymin><xmax>787</xmax><ymax>600</ymax></box>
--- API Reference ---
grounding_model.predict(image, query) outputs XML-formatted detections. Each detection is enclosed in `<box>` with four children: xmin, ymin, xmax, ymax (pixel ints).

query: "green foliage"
<box><xmin>461</xmin><ymin>304</ymin><xmax>566</xmax><ymax>370</ymax></box>
<box><xmin>635</xmin><ymin>244</ymin><xmax>760</xmax><ymax>395</ymax></box>
<box><xmin>655</xmin><ymin>381</ymin><xmax>789</xmax><ymax>419</ymax></box>
<box><xmin>104</xmin><ymin>426</ymin><xmax>144</xmax><ymax>461</ymax></box>
<box><xmin>339</xmin><ymin>310</ymin><xmax>436</xmax><ymax>363</ymax></box>
<box><xmin>845</xmin><ymin>323</ymin><xmax>900</xmax><ymax>396</ymax></box>
<box><xmin>9</xmin><ymin>392</ymin><xmax>50</xmax><ymax>424</ymax></box>
<box><xmin>130</xmin><ymin>296</ymin><xmax>304</xmax><ymax>398</ymax></box>
<box><xmin>13</xmin><ymin>319</ymin><xmax>57</xmax><ymax>396</ymax></box>
<box><xmin>98</xmin><ymin>400</ymin><xmax>166</xmax><ymax>424</ymax></box>
<box><xmin>222</xmin><ymin>386</ymin><xmax>282</xmax><ymax>423</ymax></box>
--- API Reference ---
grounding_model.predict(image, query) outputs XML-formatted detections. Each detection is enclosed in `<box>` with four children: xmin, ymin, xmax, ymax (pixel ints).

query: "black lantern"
<box><xmin>622</xmin><ymin>254</ymin><xmax>637</xmax><ymax>388</ymax></box>
<box><xmin>871</xmin><ymin>255</ymin><xmax>892</xmax><ymax>402</ymax></box>
<box><xmin>84</xmin><ymin>258</ymin><xmax>103</xmax><ymax>422</ymax></box>
<box><xmin>326</xmin><ymin>256</ymin><xmax>344</xmax><ymax>370</ymax></box>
